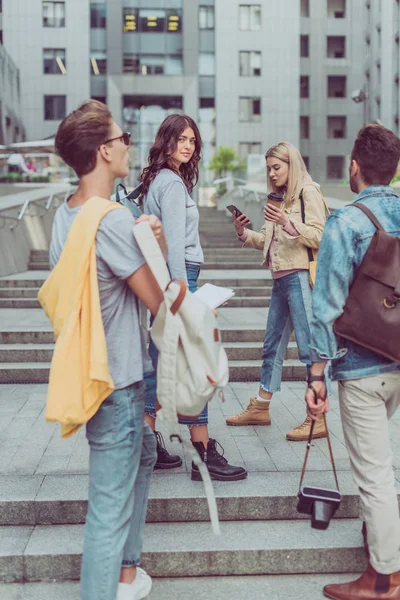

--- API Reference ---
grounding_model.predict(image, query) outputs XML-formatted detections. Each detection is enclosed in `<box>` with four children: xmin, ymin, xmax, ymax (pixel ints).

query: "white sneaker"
<box><xmin>117</xmin><ymin>567</ymin><xmax>152</xmax><ymax>600</ymax></box>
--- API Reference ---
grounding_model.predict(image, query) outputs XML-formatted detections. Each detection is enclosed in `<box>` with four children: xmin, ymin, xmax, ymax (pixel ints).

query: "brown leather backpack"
<box><xmin>333</xmin><ymin>202</ymin><xmax>400</xmax><ymax>363</ymax></box>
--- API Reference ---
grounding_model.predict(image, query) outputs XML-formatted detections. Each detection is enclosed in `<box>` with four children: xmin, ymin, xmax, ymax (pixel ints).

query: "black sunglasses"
<box><xmin>103</xmin><ymin>132</ymin><xmax>131</xmax><ymax>146</ymax></box>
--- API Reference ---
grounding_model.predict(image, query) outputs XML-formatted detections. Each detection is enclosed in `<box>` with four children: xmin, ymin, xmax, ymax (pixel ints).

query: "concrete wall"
<box><xmin>3</xmin><ymin>0</ymin><xmax>91</xmax><ymax>140</ymax></box>
<box><xmin>0</xmin><ymin>192</ymin><xmax>64</xmax><ymax>277</ymax></box>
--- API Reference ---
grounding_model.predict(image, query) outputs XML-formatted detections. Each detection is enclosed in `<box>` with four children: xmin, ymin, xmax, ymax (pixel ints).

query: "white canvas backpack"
<box><xmin>134</xmin><ymin>221</ymin><xmax>229</xmax><ymax>534</ymax></box>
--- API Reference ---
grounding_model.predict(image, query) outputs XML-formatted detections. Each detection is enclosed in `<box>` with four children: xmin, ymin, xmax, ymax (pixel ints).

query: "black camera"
<box><xmin>297</xmin><ymin>486</ymin><xmax>341</xmax><ymax>530</ymax></box>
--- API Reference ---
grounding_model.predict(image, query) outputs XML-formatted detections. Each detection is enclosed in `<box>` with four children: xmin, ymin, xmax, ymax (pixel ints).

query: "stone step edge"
<box><xmin>0</xmin><ymin>520</ymin><xmax>367</xmax><ymax>582</ymax></box>
<box><xmin>0</xmin><ymin>472</ymin><xmax>360</xmax><ymax>526</ymax></box>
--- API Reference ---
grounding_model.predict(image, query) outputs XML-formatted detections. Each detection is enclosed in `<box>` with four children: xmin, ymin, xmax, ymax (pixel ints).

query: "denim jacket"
<box><xmin>310</xmin><ymin>184</ymin><xmax>400</xmax><ymax>381</ymax></box>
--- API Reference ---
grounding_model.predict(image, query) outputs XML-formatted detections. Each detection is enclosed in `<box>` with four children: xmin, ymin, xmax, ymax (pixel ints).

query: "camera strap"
<box><xmin>298</xmin><ymin>388</ymin><xmax>340</xmax><ymax>494</ymax></box>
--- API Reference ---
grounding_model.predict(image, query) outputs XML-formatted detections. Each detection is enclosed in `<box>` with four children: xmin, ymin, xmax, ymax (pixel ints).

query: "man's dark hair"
<box><xmin>351</xmin><ymin>124</ymin><xmax>400</xmax><ymax>185</ymax></box>
<box><xmin>55</xmin><ymin>99</ymin><xmax>112</xmax><ymax>177</ymax></box>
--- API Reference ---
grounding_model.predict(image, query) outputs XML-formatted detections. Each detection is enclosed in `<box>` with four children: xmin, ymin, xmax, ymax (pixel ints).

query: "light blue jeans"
<box><xmin>261</xmin><ymin>270</ymin><xmax>317</xmax><ymax>392</ymax></box>
<box><xmin>80</xmin><ymin>381</ymin><xmax>157</xmax><ymax>600</ymax></box>
<box><xmin>145</xmin><ymin>262</ymin><xmax>208</xmax><ymax>426</ymax></box>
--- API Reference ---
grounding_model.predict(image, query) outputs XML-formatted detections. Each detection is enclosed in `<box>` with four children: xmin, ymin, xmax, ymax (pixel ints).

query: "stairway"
<box><xmin>0</xmin><ymin>205</ymin><xmax>366</xmax><ymax>598</ymax></box>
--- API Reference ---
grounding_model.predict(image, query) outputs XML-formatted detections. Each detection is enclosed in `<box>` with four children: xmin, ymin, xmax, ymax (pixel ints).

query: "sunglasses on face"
<box><xmin>103</xmin><ymin>132</ymin><xmax>131</xmax><ymax>147</ymax></box>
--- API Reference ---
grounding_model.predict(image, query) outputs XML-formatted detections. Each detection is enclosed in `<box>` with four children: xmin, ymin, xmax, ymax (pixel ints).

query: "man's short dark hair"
<box><xmin>55</xmin><ymin>99</ymin><xmax>112</xmax><ymax>177</ymax></box>
<box><xmin>351</xmin><ymin>124</ymin><xmax>400</xmax><ymax>185</ymax></box>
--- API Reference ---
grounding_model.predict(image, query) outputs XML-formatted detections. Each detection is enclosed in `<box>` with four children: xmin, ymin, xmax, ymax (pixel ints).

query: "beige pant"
<box><xmin>339</xmin><ymin>372</ymin><xmax>400</xmax><ymax>574</ymax></box>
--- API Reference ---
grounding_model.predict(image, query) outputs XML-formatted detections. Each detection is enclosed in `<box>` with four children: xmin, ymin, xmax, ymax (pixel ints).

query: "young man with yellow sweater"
<box><xmin>40</xmin><ymin>100</ymin><xmax>164</xmax><ymax>600</ymax></box>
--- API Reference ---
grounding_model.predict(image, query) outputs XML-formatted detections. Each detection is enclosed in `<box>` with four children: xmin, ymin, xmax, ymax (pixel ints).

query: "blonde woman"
<box><xmin>226</xmin><ymin>142</ymin><xmax>328</xmax><ymax>441</ymax></box>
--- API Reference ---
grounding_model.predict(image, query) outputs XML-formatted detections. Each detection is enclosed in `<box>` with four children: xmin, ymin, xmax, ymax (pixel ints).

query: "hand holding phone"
<box><xmin>227</xmin><ymin>205</ymin><xmax>250</xmax><ymax>236</ymax></box>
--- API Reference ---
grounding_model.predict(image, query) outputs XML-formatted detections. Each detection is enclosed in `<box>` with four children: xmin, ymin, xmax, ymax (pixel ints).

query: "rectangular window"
<box><xmin>123</xmin><ymin>8</ymin><xmax>181</xmax><ymax>33</ymax></box>
<box><xmin>327</xmin><ymin>36</ymin><xmax>346</xmax><ymax>58</ymax></box>
<box><xmin>327</xmin><ymin>116</ymin><xmax>347</xmax><ymax>138</ymax></box>
<box><xmin>239</xmin><ymin>5</ymin><xmax>261</xmax><ymax>31</ymax></box>
<box><xmin>199</xmin><ymin>6</ymin><xmax>214</xmax><ymax>29</ymax></box>
<box><xmin>42</xmin><ymin>1</ymin><xmax>65</xmax><ymax>28</ymax></box>
<box><xmin>199</xmin><ymin>53</ymin><xmax>215</xmax><ymax>76</ymax></box>
<box><xmin>300</xmin><ymin>116</ymin><xmax>309</xmax><ymax>139</ymax></box>
<box><xmin>0</xmin><ymin>31</ymin><xmax>3</xmax><ymax>45</ymax></box>
<box><xmin>200</xmin><ymin>98</ymin><xmax>215</xmax><ymax>108</ymax></box>
<box><xmin>327</xmin><ymin>0</ymin><xmax>346</xmax><ymax>18</ymax></box>
<box><xmin>239</xmin><ymin>51</ymin><xmax>261</xmax><ymax>76</ymax></box>
<box><xmin>91</xmin><ymin>3</ymin><xmax>106</xmax><ymax>29</ymax></box>
<box><xmin>92</xmin><ymin>96</ymin><xmax>106</xmax><ymax>105</ymax></box>
<box><xmin>301</xmin><ymin>0</ymin><xmax>309</xmax><ymax>17</ymax></box>
<box><xmin>300</xmin><ymin>75</ymin><xmax>309</xmax><ymax>98</ymax></box>
<box><xmin>239</xmin><ymin>97</ymin><xmax>261</xmax><ymax>122</ymax></box>
<box><xmin>328</xmin><ymin>75</ymin><xmax>346</xmax><ymax>98</ymax></box>
<box><xmin>239</xmin><ymin>142</ymin><xmax>262</xmax><ymax>160</ymax></box>
<box><xmin>300</xmin><ymin>35</ymin><xmax>309</xmax><ymax>58</ymax></box>
<box><xmin>43</xmin><ymin>48</ymin><xmax>67</xmax><ymax>74</ymax></box>
<box><xmin>44</xmin><ymin>95</ymin><xmax>66</xmax><ymax>120</ymax></box>
<box><xmin>91</xmin><ymin>52</ymin><xmax>107</xmax><ymax>75</ymax></box>
<box><xmin>123</xmin><ymin>53</ymin><xmax>183</xmax><ymax>75</ymax></box>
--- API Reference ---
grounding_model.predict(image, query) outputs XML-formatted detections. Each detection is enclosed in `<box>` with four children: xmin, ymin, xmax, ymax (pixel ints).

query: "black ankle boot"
<box><xmin>191</xmin><ymin>438</ymin><xmax>247</xmax><ymax>481</ymax></box>
<box><xmin>154</xmin><ymin>431</ymin><xmax>183</xmax><ymax>470</ymax></box>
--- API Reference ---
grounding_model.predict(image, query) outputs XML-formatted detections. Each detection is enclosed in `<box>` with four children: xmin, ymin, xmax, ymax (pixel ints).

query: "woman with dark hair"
<box><xmin>142</xmin><ymin>114</ymin><xmax>247</xmax><ymax>482</ymax></box>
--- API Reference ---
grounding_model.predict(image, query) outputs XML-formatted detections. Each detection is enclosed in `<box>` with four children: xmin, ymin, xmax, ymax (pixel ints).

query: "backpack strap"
<box><xmin>350</xmin><ymin>202</ymin><xmax>385</xmax><ymax>231</ymax></box>
<box><xmin>133</xmin><ymin>221</ymin><xmax>171</xmax><ymax>291</ymax></box>
<box><xmin>299</xmin><ymin>190</ymin><xmax>315</xmax><ymax>264</ymax></box>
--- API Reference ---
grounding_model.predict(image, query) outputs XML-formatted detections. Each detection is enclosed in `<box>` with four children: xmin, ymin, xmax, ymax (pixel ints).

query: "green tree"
<box><xmin>208</xmin><ymin>146</ymin><xmax>245</xmax><ymax>179</ymax></box>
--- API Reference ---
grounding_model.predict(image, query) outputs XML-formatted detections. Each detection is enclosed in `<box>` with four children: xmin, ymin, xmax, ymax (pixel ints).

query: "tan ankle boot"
<box><xmin>226</xmin><ymin>398</ymin><xmax>271</xmax><ymax>426</ymax></box>
<box><xmin>286</xmin><ymin>415</ymin><xmax>327</xmax><ymax>441</ymax></box>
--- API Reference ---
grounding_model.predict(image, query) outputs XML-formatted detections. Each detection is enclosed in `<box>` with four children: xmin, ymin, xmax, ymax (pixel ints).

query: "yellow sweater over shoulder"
<box><xmin>38</xmin><ymin>197</ymin><xmax>124</xmax><ymax>438</ymax></box>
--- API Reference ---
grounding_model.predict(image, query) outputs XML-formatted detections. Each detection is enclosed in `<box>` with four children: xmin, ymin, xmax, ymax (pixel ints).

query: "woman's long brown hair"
<box><xmin>140</xmin><ymin>114</ymin><xmax>202</xmax><ymax>195</ymax></box>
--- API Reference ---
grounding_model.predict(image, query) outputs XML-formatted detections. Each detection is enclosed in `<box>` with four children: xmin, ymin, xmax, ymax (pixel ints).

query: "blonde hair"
<box><xmin>265</xmin><ymin>142</ymin><xmax>309</xmax><ymax>207</ymax></box>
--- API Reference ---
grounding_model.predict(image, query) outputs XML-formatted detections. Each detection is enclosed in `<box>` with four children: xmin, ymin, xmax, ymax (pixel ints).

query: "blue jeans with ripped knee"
<box><xmin>144</xmin><ymin>262</ymin><xmax>209</xmax><ymax>426</ymax></box>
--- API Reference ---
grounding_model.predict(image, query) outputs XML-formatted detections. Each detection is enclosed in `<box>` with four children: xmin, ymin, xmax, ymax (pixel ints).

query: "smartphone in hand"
<box><xmin>226</xmin><ymin>204</ymin><xmax>243</xmax><ymax>217</ymax></box>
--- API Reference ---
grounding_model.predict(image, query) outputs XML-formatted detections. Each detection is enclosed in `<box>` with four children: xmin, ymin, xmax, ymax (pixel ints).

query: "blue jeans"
<box><xmin>261</xmin><ymin>271</ymin><xmax>313</xmax><ymax>393</ymax></box>
<box><xmin>145</xmin><ymin>262</ymin><xmax>208</xmax><ymax>426</ymax></box>
<box><xmin>81</xmin><ymin>381</ymin><xmax>157</xmax><ymax>600</ymax></box>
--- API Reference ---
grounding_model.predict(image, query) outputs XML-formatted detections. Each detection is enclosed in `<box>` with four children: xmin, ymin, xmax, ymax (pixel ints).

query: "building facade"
<box><xmin>364</xmin><ymin>0</ymin><xmax>400</xmax><ymax>132</ymax></box>
<box><xmin>0</xmin><ymin>43</ymin><xmax>25</xmax><ymax>144</ymax></box>
<box><xmin>1</xmin><ymin>0</ymin><xmax>387</xmax><ymax>183</ymax></box>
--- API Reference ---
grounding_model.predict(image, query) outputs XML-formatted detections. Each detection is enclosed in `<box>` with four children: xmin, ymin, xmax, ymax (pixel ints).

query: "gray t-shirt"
<box><xmin>50</xmin><ymin>199</ymin><xmax>149</xmax><ymax>390</ymax></box>
<box><xmin>144</xmin><ymin>169</ymin><xmax>204</xmax><ymax>281</ymax></box>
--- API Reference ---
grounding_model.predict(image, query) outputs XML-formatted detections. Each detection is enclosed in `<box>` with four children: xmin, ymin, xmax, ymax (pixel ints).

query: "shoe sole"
<box><xmin>226</xmin><ymin>421</ymin><xmax>271</xmax><ymax>426</ymax></box>
<box><xmin>154</xmin><ymin>459</ymin><xmax>183</xmax><ymax>470</ymax></box>
<box><xmin>137</xmin><ymin>577</ymin><xmax>152</xmax><ymax>600</ymax></box>
<box><xmin>191</xmin><ymin>470</ymin><xmax>248</xmax><ymax>482</ymax></box>
<box><xmin>286</xmin><ymin>431</ymin><xmax>328</xmax><ymax>442</ymax></box>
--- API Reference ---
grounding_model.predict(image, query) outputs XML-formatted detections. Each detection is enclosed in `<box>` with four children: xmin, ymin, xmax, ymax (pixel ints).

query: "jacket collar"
<box><xmin>354</xmin><ymin>184</ymin><xmax>397</xmax><ymax>202</ymax></box>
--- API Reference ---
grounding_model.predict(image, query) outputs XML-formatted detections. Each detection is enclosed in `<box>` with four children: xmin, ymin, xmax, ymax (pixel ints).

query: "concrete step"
<box><xmin>0</xmin><ymin>288</ymin><xmax>39</xmax><ymax>298</ymax></box>
<box><xmin>229</xmin><ymin>360</ymin><xmax>305</xmax><ymax>382</ymax></box>
<box><xmin>225</xmin><ymin>342</ymin><xmax>298</xmax><ymax>361</ymax></box>
<box><xmin>0</xmin><ymin>520</ymin><xmax>366</xmax><ymax>583</ymax></box>
<box><xmin>230</xmin><ymin>286</ymin><xmax>272</xmax><ymax>297</ymax></box>
<box><xmin>0</xmin><ymin>279</ymin><xmax>45</xmax><ymax>289</ymax></box>
<box><xmin>225</xmin><ymin>297</ymin><xmax>269</xmax><ymax>308</ymax></box>
<box><xmin>0</xmin><ymin>341</ymin><xmax>299</xmax><ymax>364</ymax></box>
<box><xmin>202</xmin><ymin>263</ymin><xmax>266</xmax><ymax>270</ymax></box>
<box><xmin>0</xmin><ymin>575</ymin><xmax>365</xmax><ymax>600</ymax></box>
<box><xmin>0</xmin><ymin>363</ymin><xmax>50</xmax><ymax>384</ymax></box>
<box><xmin>0</xmin><ymin>472</ymin><xmax>360</xmax><ymax>527</ymax></box>
<box><xmin>0</xmin><ymin>359</ymin><xmax>303</xmax><ymax>384</ymax></box>
<box><xmin>0</xmin><ymin>331</ymin><xmax>53</xmax><ymax>344</ymax></box>
<box><xmin>199</xmin><ymin>278</ymin><xmax>271</xmax><ymax>287</ymax></box>
<box><xmin>27</xmin><ymin>263</ymin><xmax>50</xmax><ymax>271</ymax></box>
<box><xmin>0</xmin><ymin>299</ymin><xmax>40</xmax><ymax>309</ymax></box>
<box><xmin>0</xmin><ymin>344</ymin><xmax>54</xmax><ymax>363</ymax></box>
<box><xmin>0</xmin><ymin>328</ymin><xmax>291</xmax><ymax>346</ymax></box>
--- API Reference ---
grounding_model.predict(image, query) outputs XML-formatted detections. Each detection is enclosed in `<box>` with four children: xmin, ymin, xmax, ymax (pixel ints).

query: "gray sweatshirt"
<box><xmin>144</xmin><ymin>168</ymin><xmax>204</xmax><ymax>281</ymax></box>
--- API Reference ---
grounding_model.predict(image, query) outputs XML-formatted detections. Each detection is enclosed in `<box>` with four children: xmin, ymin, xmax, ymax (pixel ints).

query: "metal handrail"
<box><xmin>0</xmin><ymin>187</ymin><xmax>71</xmax><ymax>231</ymax></box>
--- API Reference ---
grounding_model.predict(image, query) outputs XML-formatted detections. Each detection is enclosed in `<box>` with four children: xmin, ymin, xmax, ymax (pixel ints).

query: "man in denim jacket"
<box><xmin>305</xmin><ymin>125</ymin><xmax>400</xmax><ymax>600</ymax></box>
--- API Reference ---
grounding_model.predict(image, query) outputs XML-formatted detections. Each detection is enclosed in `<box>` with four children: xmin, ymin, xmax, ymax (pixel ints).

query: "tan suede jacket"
<box><xmin>243</xmin><ymin>184</ymin><xmax>327</xmax><ymax>271</ymax></box>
